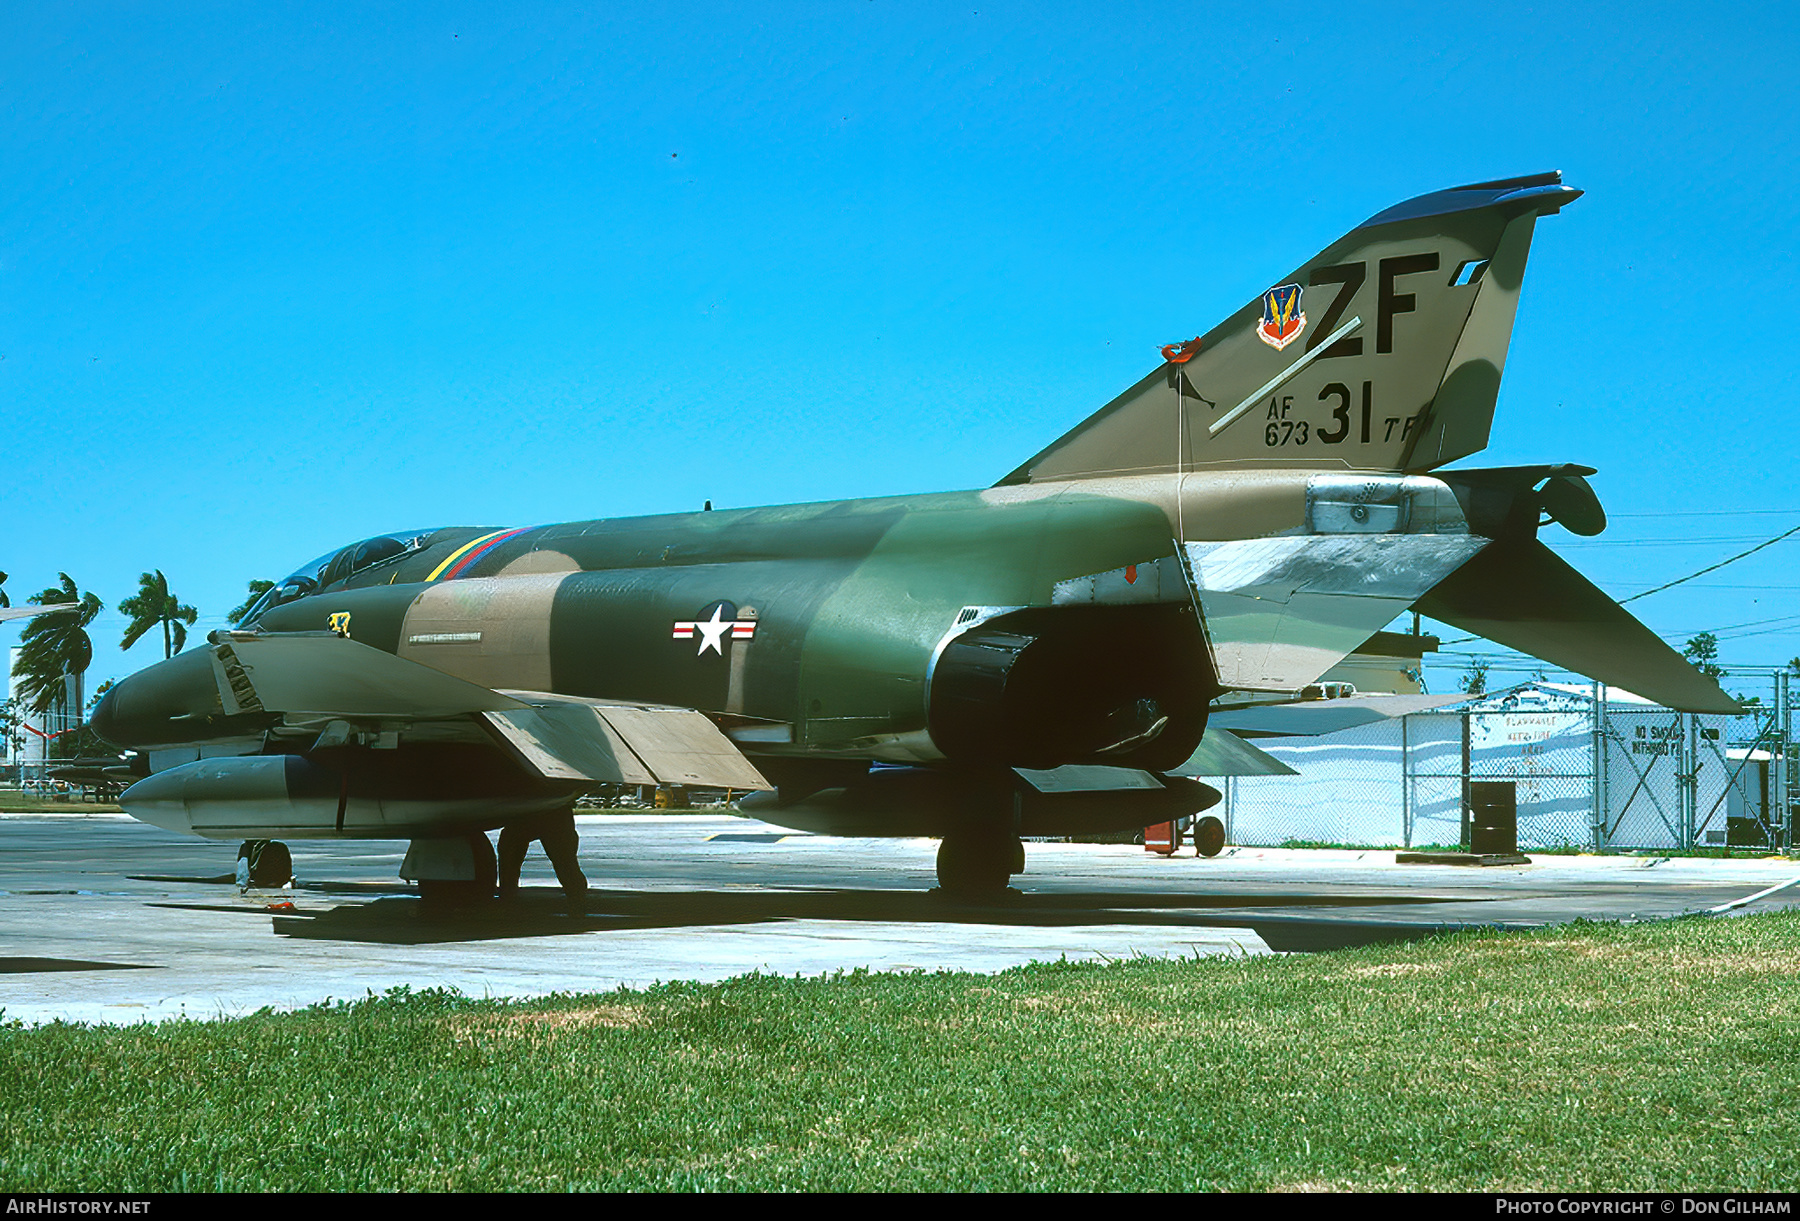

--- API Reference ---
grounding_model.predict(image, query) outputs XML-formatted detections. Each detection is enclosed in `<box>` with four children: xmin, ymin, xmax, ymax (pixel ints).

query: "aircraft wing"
<box><xmin>1210</xmin><ymin>692</ymin><xmax>1468</xmax><ymax>738</ymax></box>
<box><xmin>206</xmin><ymin>632</ymin><xmax>772</xmax><ymax>791</ymax></box>
<box><xmin>0</xmin><ymin>603</ymin><xmax>78</xmax><ymax>623</ymax></box>
<box><xmin>212</xmin><ymin>632</ymin><xmax>525</xmax><ymax>718</ymax></box>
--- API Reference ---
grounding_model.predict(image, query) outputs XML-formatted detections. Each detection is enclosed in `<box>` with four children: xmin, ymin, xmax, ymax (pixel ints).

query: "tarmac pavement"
<box><xmin>3</xmin><ymin>811</ymin><xmax>1797</xmax><ymax>1026</ymax></box>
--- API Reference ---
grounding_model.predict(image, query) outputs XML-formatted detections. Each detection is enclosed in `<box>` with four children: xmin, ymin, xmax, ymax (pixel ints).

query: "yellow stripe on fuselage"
<box><xmin>427</xmin><ymin>530</ymin><xmax>509</xmax><ymax>581</ymax></box>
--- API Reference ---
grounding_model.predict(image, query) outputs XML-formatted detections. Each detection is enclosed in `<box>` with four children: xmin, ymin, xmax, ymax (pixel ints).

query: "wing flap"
<box><xmin>482</xmin><ymin>703</ymin><xmax>657</xmax><ymax>785</ymax></box>
<box><xmin>595</xmin><ymin>703</ymin><xmax>773</xmax><ymax>791</ymax></box>
<box><xmin>494</xmin><ymin>692</ymin><xmax>773</xmax><ymax>791</ymax></box>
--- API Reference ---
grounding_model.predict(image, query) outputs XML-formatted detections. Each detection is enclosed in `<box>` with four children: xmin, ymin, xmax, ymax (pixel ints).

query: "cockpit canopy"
<box><xmin>241</xmin><ymin>531</ymin><xmax>433</xmax><ymax>623</ymax></box>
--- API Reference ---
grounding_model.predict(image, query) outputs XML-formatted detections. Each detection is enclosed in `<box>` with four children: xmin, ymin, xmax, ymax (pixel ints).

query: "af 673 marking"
<box><xmin>1262</xmin><ymin>381</ymin><xmax>1421</xmax><ymax>447</ymax></box>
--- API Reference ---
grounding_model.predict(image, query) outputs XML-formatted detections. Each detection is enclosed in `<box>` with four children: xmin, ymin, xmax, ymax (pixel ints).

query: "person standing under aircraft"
<box><xmin>497</xmin><ymin>808</ymin><xmax>589</xmax><ymax>904</ymax></box>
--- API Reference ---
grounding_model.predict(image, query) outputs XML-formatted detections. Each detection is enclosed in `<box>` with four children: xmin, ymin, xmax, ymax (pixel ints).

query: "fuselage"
<box><xmin>94</xmin><ymin>470</ymin><xmax>1335</xmax><ymax>771</ymax></box>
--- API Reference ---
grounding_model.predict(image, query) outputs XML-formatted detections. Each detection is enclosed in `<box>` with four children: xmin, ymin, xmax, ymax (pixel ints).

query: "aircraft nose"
<box><xmin>88</xmin><ymin>684</ymin><xmax>123</xmax><ymax>746</ymax></box>
<box><xmin>91</xmin><ymin>648</ymin><xmax>229</xmax><ymax>748</ymax></box>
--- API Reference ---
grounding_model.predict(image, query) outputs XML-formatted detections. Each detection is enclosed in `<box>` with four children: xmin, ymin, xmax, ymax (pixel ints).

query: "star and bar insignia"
<box><xmin>672</xmin><ymin>601</ymin><xmax>758</xmax><ymax>656</ymax></box>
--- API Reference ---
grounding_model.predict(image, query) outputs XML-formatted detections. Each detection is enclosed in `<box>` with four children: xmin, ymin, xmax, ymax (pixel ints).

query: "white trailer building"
<box><xmin>1208</xmin><ymin>682</ymin><xmax>1785</xmax><ymax>852</ymax></box>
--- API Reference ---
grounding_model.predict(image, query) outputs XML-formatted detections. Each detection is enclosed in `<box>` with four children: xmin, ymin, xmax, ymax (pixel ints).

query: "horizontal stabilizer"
<box><xmin>1210</xmin><ymin>693</ymin><xmax>1466</xmax><ymax>739</ymax></box>
<box><xmin>209</xmin><ymin>632</ymin><xmax>525</xmax><ymax>718</ymax></box>
<box><xmin>491</xmin><ymin>692</ymin><xmax>772</xmax><ymax>791</ymax></box>
<box><xmin>1014</xmin><ymin>764</ymin><xmax>1168</xmax><ymax>792</ymax></box>
<box><xmin>1167</xmin><ymin>728</ymin><xmax>1298</xmax><ymax>776</ymax></box>
<box><xmin>1414</xmin><ymin>539</ymin><xmax>1740</xmax><ymax>714</ymax></box>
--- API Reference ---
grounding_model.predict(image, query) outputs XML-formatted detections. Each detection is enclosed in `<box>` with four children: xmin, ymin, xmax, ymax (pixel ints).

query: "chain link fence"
<box><xmin>1214</xmin><ymin>674</ymin><xmax>1794</xmax><ymax>852</ymax></box>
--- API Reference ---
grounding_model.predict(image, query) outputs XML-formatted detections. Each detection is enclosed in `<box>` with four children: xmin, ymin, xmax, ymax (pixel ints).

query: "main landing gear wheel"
<box><xmin>1193</xmin><ymin>815</ymin><xmax>1226</xmax><ymax>858</ymax></box>
<box><xmin>417</xmin><ymin>831</ymin><xmax>498</xmax><ymax>908</ymax></box>
<box><xmin>936</xmin><ymin>832</ymin><xmax>1024</xmax><ymax>900</ymax></box>
<box><xmin>237</xmin><ymin>840</ymin><xmax>292</xmax><ymax>887</ymax></box>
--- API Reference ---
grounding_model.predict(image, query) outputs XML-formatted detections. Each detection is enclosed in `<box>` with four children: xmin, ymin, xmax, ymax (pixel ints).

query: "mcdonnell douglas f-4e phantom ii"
<box><xmin>92</xmin><ymin>172</ymin><xmax>1737</xmax><ymax>900</ymax></box>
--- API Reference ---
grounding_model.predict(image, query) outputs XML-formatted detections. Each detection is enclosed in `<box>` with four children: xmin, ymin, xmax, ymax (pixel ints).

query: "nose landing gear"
<box><xmin>236</xmin><ymin>839</ymin><xmax>293</xmax><ymax>889</ymax></box>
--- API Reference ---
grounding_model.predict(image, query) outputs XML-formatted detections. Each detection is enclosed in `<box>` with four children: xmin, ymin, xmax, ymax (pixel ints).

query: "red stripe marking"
<box><xmin>444</xmin><ymin>527</ymin><xmax>532</xmax><ymax>580</ymax></box>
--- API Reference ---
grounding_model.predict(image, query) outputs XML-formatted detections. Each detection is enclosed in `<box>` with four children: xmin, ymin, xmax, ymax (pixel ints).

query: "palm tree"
<box><xmin>119</xmin><ymin>570</ymin><xmax>198</xmax><ymax>659</ymax></box>
<box><xmin>228</xmin><ymin>579</ymin><xmax>274</xmax><ymax>626</ymax></box>
<box><xmin>12</xmin><ymin>575</ymin><xmax>103</xmax><ymax>724</ymax></box>
<box><xmin>0</xmin><ymin>570</ymin><xmax>9</xmax><ymax>610</ymax></box>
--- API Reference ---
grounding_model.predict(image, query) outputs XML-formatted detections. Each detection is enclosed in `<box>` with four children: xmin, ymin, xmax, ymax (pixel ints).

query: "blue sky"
<box><xmin>5</xmin><ymin>2</ymin><xmax>1799</xmax><ymax>703</ymax></box>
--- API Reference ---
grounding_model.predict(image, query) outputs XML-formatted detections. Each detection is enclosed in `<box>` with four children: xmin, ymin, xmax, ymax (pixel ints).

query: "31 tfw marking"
<box><xmin>1263</xmin><ymin>381</ymin><xmax>1420</xmax><ymax>446</ymax></box>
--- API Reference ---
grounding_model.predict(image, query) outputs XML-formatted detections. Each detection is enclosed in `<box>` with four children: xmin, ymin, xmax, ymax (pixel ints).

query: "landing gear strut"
<box><xmin>411</xmin><ymin>831</ymin><xmax>498</xmax><ymax>907</ymax></box>
<box><xmin>936</xmin><ymin>831</ymin><xmax>1024</xmax><ymax>899</ymax></box>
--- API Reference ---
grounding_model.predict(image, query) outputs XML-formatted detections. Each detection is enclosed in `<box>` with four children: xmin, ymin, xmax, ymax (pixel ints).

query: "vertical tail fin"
<box><xmin>1000</xmin><ymin>173</ymin><xmax>1581</xmax><ymax>485</ymax></box>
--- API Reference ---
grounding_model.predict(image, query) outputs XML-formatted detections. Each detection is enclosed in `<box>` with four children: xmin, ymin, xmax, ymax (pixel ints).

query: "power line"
<box><xmin>1619</xmin><ymin>523</ymin><xmax>1800</xmax><ymax>604</ymax></box>
<box><xmin>1655</xmin><ymin>613</ymin><xmax>1800</xmax><ymax>638</ymax></box>
<box><xmin>1609</xmin><ymin>508</ymin><xmax>1800</xmax><ymax>518</ymax></box>
<box><xmin>1612</xmin><ymin>583</ymin><xmax>1800</xmax><ymax>591</ymax></box>
<box><xmin>1432</xmin><ymin>522</ymin><xmax>1800</xmax><ymax>647</ymax></box>
<box><xmin>1554</xmin><ymin>536</ymin><xmax>1779</xmax><ymax>547</ymax></box>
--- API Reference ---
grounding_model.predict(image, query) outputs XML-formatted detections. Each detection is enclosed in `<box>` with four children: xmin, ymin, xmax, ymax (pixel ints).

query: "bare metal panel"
<box><xmin>1013</xmin><ymin>765</ymin><xmax>1166</xmax><ymax>793</ymax></box>
<box><xmin>1050</xmin><ymin>556</ymin><xmax>1185</xmax><ymax>605</ymax></box>
<box><xmin>1304</xmin><ymin>473</ymin><xmax>1469</xmax><ymax>535</ymax></box>
<box><xmin>1184</xmin><ymin>535</ymin><xmax>1487</xmax><ymax>691</ymax></box>
<box><xmin>1211</xmin><ymin>692</ymin><xmax>1468</xmax><ymax>737</ymax></box>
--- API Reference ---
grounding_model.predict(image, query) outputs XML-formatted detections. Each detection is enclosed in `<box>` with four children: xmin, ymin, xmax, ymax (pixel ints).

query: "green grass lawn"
<box><xmin>0</xmin><ymin>795</ymin><xmax>123</xmax><ymax>814</ymax></box>
<box><xmin>4</xmin><ymin>913</ymin><xmax>1797</xmax><ymax>1192</ymax></box>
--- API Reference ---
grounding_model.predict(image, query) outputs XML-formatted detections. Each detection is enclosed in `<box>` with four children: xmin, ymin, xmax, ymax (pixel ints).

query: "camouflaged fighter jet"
<box><xmin>91</xmin><ymin>171</ymin><xmax>1738</xmax><ymax>900</ymax></box>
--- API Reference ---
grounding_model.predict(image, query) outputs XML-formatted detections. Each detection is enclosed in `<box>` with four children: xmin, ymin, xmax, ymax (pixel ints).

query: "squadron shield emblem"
<box><xmin>1257</xmin><ymin>283</ymin><xmax>1306</xmax><ymax>350</ymax></box>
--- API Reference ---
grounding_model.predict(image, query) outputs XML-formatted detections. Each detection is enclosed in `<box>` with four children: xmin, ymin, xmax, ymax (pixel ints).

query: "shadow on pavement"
<box><xmin>0</xmin><ymin>956</ymin><xmax>160</xmax><ymax>974</ymax></box>
<box><xmin>266</xmin><ymin>884</ymin><xmax>1498</xmax><ymax>952</ymax></box>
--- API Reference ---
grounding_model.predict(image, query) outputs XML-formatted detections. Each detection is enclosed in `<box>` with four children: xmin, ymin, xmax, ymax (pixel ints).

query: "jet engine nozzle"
<box><xmin>927</xmin><ymin>605</ymin><xmax>1214</xmax><ymax>772</ymax></box>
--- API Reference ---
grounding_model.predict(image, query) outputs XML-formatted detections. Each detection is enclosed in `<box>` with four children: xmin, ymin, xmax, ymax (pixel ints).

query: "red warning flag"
<box><xmin>1161</xmin><ymin>337</ymin><xmax>1202</xmax><ymax>364</ymax></box>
